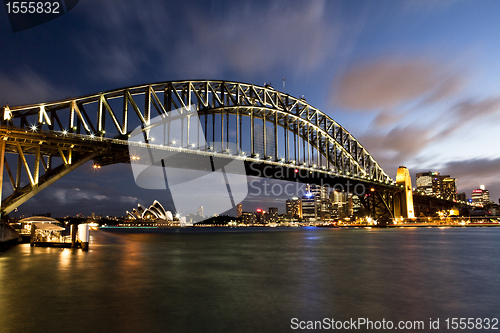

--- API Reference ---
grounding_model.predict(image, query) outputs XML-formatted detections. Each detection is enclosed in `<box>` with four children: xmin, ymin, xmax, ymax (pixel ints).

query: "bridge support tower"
<box><xmin>394</xmin><ymin>166</ymin><xmax>415</xmax><ymax>219</ymax></box>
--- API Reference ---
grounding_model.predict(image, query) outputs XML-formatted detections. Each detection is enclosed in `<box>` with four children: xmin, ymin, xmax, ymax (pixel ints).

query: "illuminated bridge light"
<box><xmin>30</xmin><ymin>125</ymin><xmax>37</xmax><ymax>131</ymax></box>
<box><xmin>90</xmin><ymin>133</ymin><xmax>95</xmax><ymax>139</ymax></box>
<box><xmin>92</xmin><ymin>164</ymin><xmax>101</xmax><ymax>169</ymax></box>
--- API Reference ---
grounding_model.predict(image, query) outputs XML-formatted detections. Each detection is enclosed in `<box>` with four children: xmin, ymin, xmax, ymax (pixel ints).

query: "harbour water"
<box><xmin>1</xmin><ymin>227</ymin><xmax>500</xmax><ymax>332</ymax></box>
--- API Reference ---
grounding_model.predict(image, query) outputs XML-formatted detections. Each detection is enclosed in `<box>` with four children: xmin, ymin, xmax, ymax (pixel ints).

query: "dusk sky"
<box><xmin>1</xmin><ymin>0</ymin><xmax>500</xmax><ymax>217</ymax></box>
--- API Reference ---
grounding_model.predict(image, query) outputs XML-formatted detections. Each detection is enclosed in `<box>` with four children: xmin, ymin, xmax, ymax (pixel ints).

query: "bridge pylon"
<box><xmin>394</xmin><ymin>166</ymin><xmax>415</xmax><ymax>219</ymax></box>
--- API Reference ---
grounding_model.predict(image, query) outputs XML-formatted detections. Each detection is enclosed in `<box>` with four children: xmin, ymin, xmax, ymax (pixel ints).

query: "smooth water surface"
<box><xmin>1</xmin><ymin>227</ymin><xmax>499</xmax><ymax>332</ymax></box>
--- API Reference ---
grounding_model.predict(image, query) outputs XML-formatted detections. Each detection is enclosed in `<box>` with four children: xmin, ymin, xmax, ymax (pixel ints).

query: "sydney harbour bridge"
<box><xmin>0</xmin><ymin>80</ymin><xmax>457</xmax><ymax>223</ymax></box>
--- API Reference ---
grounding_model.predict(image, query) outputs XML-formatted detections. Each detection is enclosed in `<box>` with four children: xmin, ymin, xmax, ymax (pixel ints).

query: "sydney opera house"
<box><xmin>125</xmin><ymin>200</ymin><xmax>174</xmax><ymax>221</ymax></box>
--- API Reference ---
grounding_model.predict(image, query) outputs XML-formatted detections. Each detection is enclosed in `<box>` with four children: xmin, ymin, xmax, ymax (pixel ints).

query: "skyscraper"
<box><xmin>330</xmin><ymin>190</ymin><xmax>347</xmax><ymax>218</ymax></box>
<box><xmin>268</xmin><ymin>207</ymin><xmax>278</xmax><ymax>223</ymax></box>
<box><xmin>472</xmin><ymin>187</ymin><xmax>490</xmax><ymax>206</ymax></box>
<box><xmin>286</xmin><ymin>197</ymin><xmax>302</xmax><ymax>219</ymax></box>
<box><xmin>303</xmin><ymin>184</ymin><xmax>330</xmax><ymax>220</ymax></box>
<box><xmin>416</xmin><ymin>171</ymin><xmax>457</xmax><ymax>200</ymax></box>
<box><xmin>301</xmin><ymin>192</ymin><xmax>316</xmax><ymax>221</ymax></box>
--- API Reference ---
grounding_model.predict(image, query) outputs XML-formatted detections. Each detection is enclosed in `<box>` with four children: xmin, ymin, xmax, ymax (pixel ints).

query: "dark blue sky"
<box><xmin>1</xmin><ymin>0</ymin><xmax>500</xmax><ymax>217</ymax></box>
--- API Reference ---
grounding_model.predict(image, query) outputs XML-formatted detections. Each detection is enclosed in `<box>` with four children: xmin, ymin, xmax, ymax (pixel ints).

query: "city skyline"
<box><xmin>1</xmin><ymin>1</ymin><xmax>500</xmax><ymax>216</ymax></box>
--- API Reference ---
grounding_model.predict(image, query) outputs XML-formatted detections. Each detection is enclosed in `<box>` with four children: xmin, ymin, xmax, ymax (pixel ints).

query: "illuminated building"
<box><xmin>255</xmin><ymin>209</ymin><xmax>268</xmax><ymax>224</ymax></box>
<box><xmin>126</xmin><ymin>200</ymin><xmax>173</xmax><ymax>221</ymax></box>
<box><xmin>416</xmin><ymin>171</ymin><xmax>436</xmax><ymax>194</ymax></box>
<box><xmin>301</xmin><ymin>184</ymin><xmax>330</xmax><ymax>220</ymax></box>
<box><xmin>395</xmin><ymin>166</ymin><xmax>415</xmax><ymax>218</ymax></box>
<box><xmin>286</xmin><ymin>197</ymin><xmax>302</xmax><ymax>219</ymax></box>
<box><xmin>301</xmin><ymin>191</ymin><xmax>316</xmax><ymax>221</ymax></box>
<box><xmin>198</xmin><ymin>206</ymin><xmax>204</xmax><ymax>217</ymax></box>
<box><xmin>330</xmin><ymin>190</ymin><xmax>347</xmax><ymax>218</ymax></box>
<box><xmin>268</xmin><ymin>207</ymin><xmax>278</xmax><ymax>223</ymax></box>
<box><xmin>240</xmin><ymin>212</ymin><xmax>256</xmax><ymax>224</ymax></box>
<box><xmin>236</xmin><ymin>203</ymin><xmax>243</xmax><ymax>218</ymax></box>
<box><xmin>416</xmin><ymin>171</ymin><xmax>457</xmax><ymax>200</ymax></box>
<box><xmin>441</xmin><ymin>177</ymin><xmax>457</xmax><ymax>201</ymax></box>
<box><xmin>472</xmin><ymin>187</ymin><xmax>490</xmax><ymax>206</ymax></box>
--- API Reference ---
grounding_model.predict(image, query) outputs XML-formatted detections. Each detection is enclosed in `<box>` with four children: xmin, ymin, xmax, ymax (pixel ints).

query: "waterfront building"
<box><xmin>416</xmin><ymin>171</ymin><xmax>435</xmax><ymax>194</ymax></box>
<box><xmin>236</xmin><ymin>203</ymin><xmax>243</xmax><ymax>218</ymax></box>
<box><xmin>255</xmin><ymin>209</ymin><xmax>268</xmax><ymax>224</ymax></box>
<box><xmin>126</xmin><ymin>200</ymin><xmax>173</xmax><ymax>221</ymax></box>
<box><xmin>286</xmin><ymin>197</ymin><xmax>302</xmax><ymax>219</ymax></box>
<box><xmin>301</xmin><ymin>191</ymin><xmax>317</xmax><ymax>221</ymax></box>
<box><xmin>301</xmin><ymin>184</ymin><xmax>331</xmax><ymax>221</ymax></box>
<box><xmin>441</xmin><ymin>177</ymin><xmax>457</xmax><ymax>201</ymax></box>
<box><xmin>416</xmin><ymin>171</ymin><xmax>457</xmax><ymax>201</ymax></box>
<box><xmin>240</xmin><ymin>212</ymin><xmax>256</xmax><ymax>224</ymax></box>
<box><xmin>472</xmin><ymin>187</ymin><xmax>490</xmax><ymax>206</ymax></box>
<box><xmin>330</xmin><ymin>190</ymin><xmax>348</xmax><ymax>218</ymax></box>
<box><xmin>268</xmin><ymin>207</ymin><xmax>278</xmax><ymax>223</ymax></box>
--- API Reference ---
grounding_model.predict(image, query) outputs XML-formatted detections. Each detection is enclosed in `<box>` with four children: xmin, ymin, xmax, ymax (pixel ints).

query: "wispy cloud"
<box><xmin>52</xmin><ymin>188</ymin><xmax>109</xmax><ymax>205</ymax></box>
<box><xmin>332</xmin><ymin>55</ymin><xmax>500</xmax><ymax>165</ymax></box>
<box><xmin>436</xmin><ymin>96</ymin><xmax>500</xmax><ymax>139</ymax></box>
<box><xmin>78</xmin><ymin>0</ymin><xmax>342</xmax><ymax>83</ymax></box>
<box><xmin>178</xmin><ymin>0</ymin><xmax>339</xmax><ymax>77</ymax></box>
<box><xmin>332</xmin><ymin>57</ymin><xmax>464</xmax><ymax>111</ymax></box>
<box><xmin>0</xmin><ymin>69</ymin><xmax>70</xmax><ymax>106</ymax></box>
<box><xmin>359</xmin><ymin>126</ymin><xmax>434</xmax><ymax>171</ymax></box>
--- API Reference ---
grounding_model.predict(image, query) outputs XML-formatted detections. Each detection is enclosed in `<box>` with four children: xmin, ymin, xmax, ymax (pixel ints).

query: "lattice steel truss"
<box><xmin>0</xmin><ymin>80</ymin><xmax>393</xmax><ymax>215</ymax></box>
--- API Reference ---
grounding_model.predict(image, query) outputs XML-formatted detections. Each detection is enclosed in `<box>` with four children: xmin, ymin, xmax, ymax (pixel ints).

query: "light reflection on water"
<box><xmin>1</xmin><ymin>227</ymin><xmax>500</xmax><ymax>333</ymax></box>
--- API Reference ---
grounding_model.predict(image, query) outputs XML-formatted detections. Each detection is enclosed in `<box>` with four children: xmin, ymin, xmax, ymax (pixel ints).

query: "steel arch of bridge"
<box><xmin>0</xmin><ymin>80</ymin><xmax>393</xmax><ymax>215</ymax></box>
